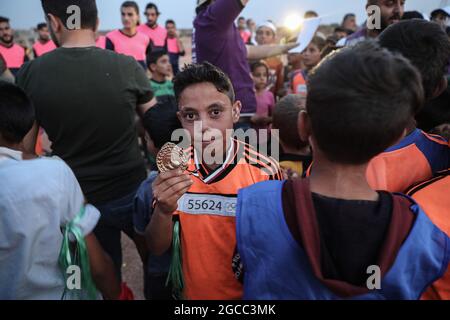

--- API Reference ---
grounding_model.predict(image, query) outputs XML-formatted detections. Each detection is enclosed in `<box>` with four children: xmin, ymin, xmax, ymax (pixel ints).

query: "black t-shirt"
<box><xmin>17</xmin><ymin>47</ymin><xmax>153</xmax><ymax>205</ymax></box>
<box><xmin>282</xmin><ymin>180</ymin><xmax>393</xmax><ymax>286</ymax></box>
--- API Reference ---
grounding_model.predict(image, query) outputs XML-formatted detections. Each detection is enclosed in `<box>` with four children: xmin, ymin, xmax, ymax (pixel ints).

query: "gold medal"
<box><xmin>156</xmin><ymin>142</ymin><xmax>189</xmax><ymax>173</ymax></box>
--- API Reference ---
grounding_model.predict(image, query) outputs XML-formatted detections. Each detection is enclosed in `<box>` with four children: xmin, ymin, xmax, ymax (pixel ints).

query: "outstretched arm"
<box><xmin>246</xmin><ymin>43</ymin><xmax>299</xmax><ymax>61</ymax></box>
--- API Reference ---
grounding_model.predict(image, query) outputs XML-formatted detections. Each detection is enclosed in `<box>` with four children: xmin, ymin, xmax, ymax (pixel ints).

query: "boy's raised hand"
<box><xmin>152</xmin><ymin>169</ymin><xmax>193</xmax><ymax>215</ymax></box>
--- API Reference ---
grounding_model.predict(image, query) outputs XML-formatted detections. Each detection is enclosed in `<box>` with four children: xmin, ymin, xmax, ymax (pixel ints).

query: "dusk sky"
<box><xmin>0</xmin><ymin>0</ymin><xmax>447</xmax><ymax>30</ymax></box>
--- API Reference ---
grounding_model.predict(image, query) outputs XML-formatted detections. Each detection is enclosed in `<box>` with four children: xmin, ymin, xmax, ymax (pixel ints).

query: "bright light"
<box><xmin>284</xmin><ymin>14</ymin><xmax>303</xmax><ymax>31</ymax></box>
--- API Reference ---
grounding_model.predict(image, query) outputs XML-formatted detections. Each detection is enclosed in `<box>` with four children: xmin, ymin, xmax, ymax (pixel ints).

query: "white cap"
<box><xmin>257</xmin><ymin>21</ymin><xmax>277</xmax><ymax>34</ymax></box>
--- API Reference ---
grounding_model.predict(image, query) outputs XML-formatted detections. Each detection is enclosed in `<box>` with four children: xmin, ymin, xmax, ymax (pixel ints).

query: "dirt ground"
<box><xmin>121</xmin><ymin>234</ymin><xmax>145</xmax><ymax>300</ymax></box>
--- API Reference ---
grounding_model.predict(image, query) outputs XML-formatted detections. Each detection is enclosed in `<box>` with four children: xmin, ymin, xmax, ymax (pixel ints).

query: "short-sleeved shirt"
<box><xmin>194</xmin><ymin>0</ymin><xmax>257</xmax><ymax>115</ymax></box>
<box><xmin>150</xmin><ymin>79</ymin><xmax>175</xmax><ymax>98</ymax></box>
<box><xmin>133</xmin><ymin>171</ymin><xmax>172</xmax><ymax>274</ymax></box>
<box><xmin>16</xmin><ymin>47</ymin><xmax>152</xmax><ymax>205</ymax></box>
<box><xmin>177</xmin><ymin>138</ymin><xmax>283</xmax><ymax>300</ymax></box>
<box><xmin>137</xmin><ymin>24</ymin><xmax>167</xmax><ymax>49</ymax></box>
<box><xmin>0</xmin><ymin>148</ymin><xmax>100</xmax><ymax>300</ymax></box>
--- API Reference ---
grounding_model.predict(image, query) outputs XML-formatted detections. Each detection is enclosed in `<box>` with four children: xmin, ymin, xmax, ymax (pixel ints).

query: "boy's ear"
<box><xmin>232</xmin><ymin>101</ymin><xmax>242</xmax><ymax>123</ymax></box>
<box><xmin>432</xmin><ymin>77</ymin><xmax>448</xmax><ymax>99</ymax></box>
<box><xmin>298</xmin><ymin>110</ymin><xmax>311</xmax><ymax>143</ymax></box>
<box><xmin>176</xmin><ymin>111</ymin><xmax>182</xmax><ymax>123</ymax></box>
<box><xmin>47</xmin><ymin>14</ymin><xmax>61</xmax><ymax>34</ymax></box>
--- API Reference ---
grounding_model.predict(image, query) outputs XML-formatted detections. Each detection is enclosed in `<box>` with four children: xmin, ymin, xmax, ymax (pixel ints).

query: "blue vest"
<box><xmin>236</xmin><ymin>180</ymin><xmax>450</xmax><ymax>300</ymax></box>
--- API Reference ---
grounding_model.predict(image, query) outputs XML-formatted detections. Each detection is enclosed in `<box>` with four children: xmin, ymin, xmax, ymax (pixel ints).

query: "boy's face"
<box><xmin>343</xmin><ymin>16</ymin><xmax>357</xmax><ymax>31</ymax></box>
<box><xmin>0</xmin><ymin>22</ymin><xmax>13</xmax><ymax>44</ymax></box>
<box><xmin>252</xmin><ymin>66</ymin><xmax>268</xmax><ymax>90</ymax></box>
<box><xmin>166</xmin><ymin>23</ymin><xmax>177</xmax><ymax>37</ymax></box>
<box><xmin>38</xmin><ymin>26</ymin><xmax>50</xmax><ymax>41</ymax></box>
<box><xmin>302</xmin><ymin>43</ymin><xmax>321</xmax><ymax>69</ymax></box>
<box><xmin>151</xmin><ymin>54</ymin><xmax>172</xmax><ymax>77</ymax></box>
<box><xmin>177</xmin><ymin>82</ymin><xmax>241</xmax><ymax>154</ymax></box>
<box><xmin>238</xmin><ymin>19</ymin><xmax>246</xmax><ymax>30</ymax></box>
<box><xmin>145</xmin><ymin>8</ymin><xmax>158</xmax><ymax>27</ymax></box>
<box><xmin>121</xmin><ymin>6</ymin><xmax>139</xmax><ymax>29</ymax></box>
<box><xmin>256</xmin><ymin>27</ymin><xmax>276</xmax><ymax>45</ymax></box>
<box><xmin>376</xmin><ymin>0</ymin><xmax>405</xmax><ymax>30</ymax></box>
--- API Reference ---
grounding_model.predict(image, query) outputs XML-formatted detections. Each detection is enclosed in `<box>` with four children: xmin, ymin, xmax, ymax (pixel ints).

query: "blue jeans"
<box><xmin>94</xmin><ymin>188</ymin><xmax>138</xmax><ymax>281</ymax></box>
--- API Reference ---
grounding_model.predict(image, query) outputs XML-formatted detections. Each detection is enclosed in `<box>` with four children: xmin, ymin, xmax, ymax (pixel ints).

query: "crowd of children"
<box><xmin>0</xmin><ymin>0</ymin><xmax>449</xmax><ymax>301</ymax></box>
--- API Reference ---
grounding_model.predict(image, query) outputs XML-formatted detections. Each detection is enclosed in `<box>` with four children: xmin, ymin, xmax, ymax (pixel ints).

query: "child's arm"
<box><xmin>145</xmin><ymin>170</ymin><xmax>193</xmax><ymax>255</ymax></box>
<box><xmin>85</xmin><ymin>233</ymin><xmax>121</xmax><ymax>300</ymax></box>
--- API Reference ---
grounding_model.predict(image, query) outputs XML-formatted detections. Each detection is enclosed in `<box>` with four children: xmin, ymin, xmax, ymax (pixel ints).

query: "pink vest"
<box><xmin>0</xmin><ymin>43</ymin><xmax>26</xmax><ymax>69</ymax></box>
<box><xmin>95</xmin><ymin>35</ymin><xmax>106</xmax><ymax>49</ymax></box>
<box><xmin>167</xmin><ymin>38</ymin><xmax>179</xmax><ymax>54</ymax></box>
<box><xmin>137</xmin><ymin>24</ymin><xmax>167</xmax><ymax>47</ymax></box>
<box><xmin>106</xmin><ymin>30</ymin><xmax>150</xmax><ymax>61</ymax></box>
<box><xmin>33</xmin><ymin>40</ymin><xmax>56</xmax><ymax>57</ymax></box>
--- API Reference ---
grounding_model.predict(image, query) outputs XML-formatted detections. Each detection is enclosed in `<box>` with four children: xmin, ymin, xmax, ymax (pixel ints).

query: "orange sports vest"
<box><xmin>407</xmin><ymin>169</ymin><xmax>450</xmax><ymax>300</ymax></box>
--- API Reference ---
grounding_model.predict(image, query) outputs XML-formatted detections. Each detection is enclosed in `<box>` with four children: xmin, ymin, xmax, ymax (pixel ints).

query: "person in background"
<box><xmin>95</xmin><ymin>33</ymin><xmax>107</xmax><ymax>49</ymax></box>
<box><xmin>272</xmin><ymin>94</ymin><xmax>311</xmax><ymax>179</ymax></box>
<box><xmin>402</xmin><ymin>11</ymin><xmax>425</xmax><ymax>20</ymax></box>
<box><xmin>138</xmin><ymin>2</ymin><xmax>167</xmax><ymax>50</ymax></box>
<box><xmin>337</xmin><ymin>0</ymin><xmax>405</xmax><ymax>47</ymax></box>
<box><xmin>255</xmin><ymin>21</ymin><xmax>285</xmax><ymax>98</ymax></box>
<box><xmin>238</xmin><ymin>16</ymin><xmax>251</xmax><ymax>44</ymax></box>
<box><xmin>430</xmin><ymin>7</ymin><xmax>450</xmax><ymax>30</ymax></box>
<box><xmin>32</xmin><ymin>23</ymin><xmax>56</xmax><ymax>58</ymax></box>
<box><xmin>250</xmin><ymin>61</ymin><xmax>275</xmax><ymax>133</ymax></box>
<box><xmin>341</xmin><ymin>13</ymin><xmax>357</xmax><ymax>33</ymax></box>
<box><xmin>290</xmin><ymin>36</ymin><xmax>326</xmax><ymax>97</ymax></box>
<box><xmin>148</xmin><ymin>50</ymin><xmax>174</xmax><ymax>99</ymax></box>
<box><xmin>0</xmin><ymin>16</ymin><xmax>29</xmax><ymax>76</ymax></box>
<box><xmin>0</xmin><ymin>53</ymin><xmax>14</xmax><ymax>83</ymax></box>
<box><xmin>106</xmin><ymin>1</ymin><xmax>151</xmax><ymax>69</ymax></box>
<box><xmin>246</xmin><ymin>18</ymin><xmax>257</xmax><ymax>45</ymax></box>
<box><xmin>165</xmin><ymin>19</ymin><xmax>185</xmax><ymax>76</ymax></box>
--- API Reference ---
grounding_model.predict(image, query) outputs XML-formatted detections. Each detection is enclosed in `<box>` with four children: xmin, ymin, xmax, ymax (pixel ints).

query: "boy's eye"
<box><xmin>210</xmin><ymin>110</ymin><xmax>222</xmax><ymax>118</ymax></box>
<box><xmin>183</xmin><ymin>113</ymin><xmax>197</xmax><ymax>121</ymax></box>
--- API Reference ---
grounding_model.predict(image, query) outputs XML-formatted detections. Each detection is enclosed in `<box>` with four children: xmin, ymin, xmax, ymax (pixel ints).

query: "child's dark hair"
<box><xmin>0</xmin><ymin>17</ymin><xmax>9</xmax><ymax>24</ymax></box>
<box><xmin>250</xmin><ymin>61</ymin><xmax>269</xmax><ymax>77</ymax></box>
<box><xmin>145</xmin><ymin>2</ymin><xmax>160</xmax><ymax>15</ymax></box>
<box><xmin>147</xmin><ymin>49</ymin><xmax>168</xmax><ymax>66</ymax></box>
<box><xmin>0</xmin><ymin>81</ymin><xmax>35</xmax><ymax>144</ymax></box>
<box><xmin>273</xmin><ymin>94</ymin><xmax>308</xmax><ymax>150</ymax></box>
<box><xmin>306</xmin><ymin>41</ymin><xmax>424</xmax><ymax>165</ymax></box>
<box><xmin>166</xmin><ymin>19</ymin><xmax>176</xmax><ymax>26</ymax></box>
<box><xmin>41</xmin><ymin>0</ymin><xmax>98</xmax><ymax>31</ymax></box>
<box><xmin>37</xmin><ymin>22</ymin><xmax>47</xmax><ymax>30</ymax></box>
<box><xmin>379</xmin><ymin>19</ymin><xmax>450</xmax><ymax>100</ymax></box>
<box><xmin>173</xmin><ymin>62</ymin><xmax>235</xmax><ymax>104</ymax></box>
<box><xmin>308</xmin><ymin>36</ymin><xmax>327</xmax><ymax>52</ymax></box>
<box><xmin>143</xmin><ymin>95</ymin><xmax>182</xmax><ymax>149</ymax></box>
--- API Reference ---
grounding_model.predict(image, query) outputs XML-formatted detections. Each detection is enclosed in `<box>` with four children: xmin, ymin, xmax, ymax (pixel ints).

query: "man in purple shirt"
<box><xmin>194</xmin><ymin>0</ymin><xmax>297</xmax><ymax>125</ymax></box>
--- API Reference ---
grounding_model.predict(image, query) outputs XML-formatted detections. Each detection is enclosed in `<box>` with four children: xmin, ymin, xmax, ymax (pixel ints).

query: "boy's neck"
<box><xmin>309</xmin><ymin>155</ymin><xmax>378</xmax><ymax>201</ymax></box>
<box><xmin>255</xmin><ymin>87</ymin><xmax>266</xmax><ymax>94</ymax></box>
<box><xmin>121</xmin><ymin>26</ymin><xmax>137</xmax><ymax>37</ymax></box>
<box><xmin>151</xmin><ymin>72</ymin><xmax>167</xmax><ymax>82</ymax></box>
<box><xmin>60</xmin><ymin>30</ymin><xmax>96</xmax><ymax>48</ymax></box>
